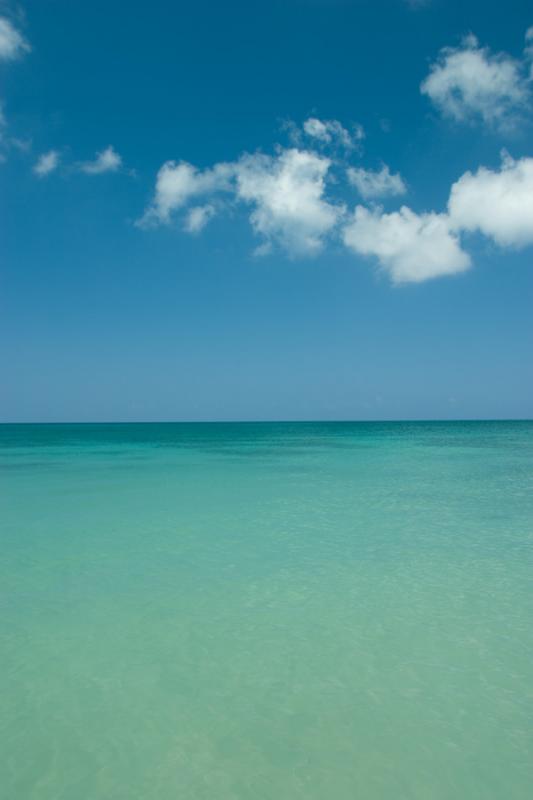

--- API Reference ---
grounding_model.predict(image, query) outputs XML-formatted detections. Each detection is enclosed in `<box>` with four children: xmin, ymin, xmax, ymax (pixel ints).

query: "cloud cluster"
<box><xmin>0</xmin><ymin>16</ymin><xmax>30</xmax><ymax>61</ymax></box>
<box><xmin>7</xmin><ymin>10</ymin><xmax>533</xmax><ymax>289</ymax></box>
<box><xmin>31</xmin><ymin>145</ymin><xmax>125</xmax><ymax>178</ymax></box>
<box><xmin>421</xmin><ymin>33</ymin><xmax>532</xmax><ymax>129</ymax></box>
<box><xmin>343</xmin><ymin>152</ymin><xmax>533</xmax><ymax>283</ymax></box>
<box><xmin>140</xmin><ymin>136</ymin><xmax>533</xmax><ymax>283</ymax></box>
<box><xmin>140</xmin><ymin>145</ymin><xmax>342</xmax><ymax>256</ymax></box>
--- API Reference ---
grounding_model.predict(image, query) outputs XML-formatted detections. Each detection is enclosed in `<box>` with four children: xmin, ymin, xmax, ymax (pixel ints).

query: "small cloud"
<box><xmin>302</xmin><ymin>117</ymin><xmax>364</xmax><ymax>150</ymax></box>
<box><xmin>347</xmin><ymin>164</ymin><xmax>406</xmax><ymax>200</ymax></box>
<box><xmin>184</xmin><ymin>204</ymin><xmax>216</xmax><ymax>234</ymax></box>
<box><xmin>79</xmin><ymin>145</ymin><xmax>122</xmax><ymax>175</ymax></box>
<box><xmin>138</xmin><ymin>160</ymin><xmax>233</xmax><ymax>227</ymax></box>
<box><xmin>421</xmin><ymin>32</ymin><xmax>532</xmax><ymax>131</ymax></box>
<box><xmin>0</xmin><ymin>16</ymin><xmax>30</xmax><ymax>61</ymax></box>
<box><xmin>33</xmin><ymin>150</ymin><xmax>60</xmax><ymax>177</ymax></box>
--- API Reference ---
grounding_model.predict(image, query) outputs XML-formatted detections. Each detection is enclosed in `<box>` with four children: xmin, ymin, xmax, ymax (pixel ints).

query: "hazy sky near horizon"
<box><xmin>1</xmin><ymin>0</ymin><xmax>532</xmax><ymax>421</ymax></box>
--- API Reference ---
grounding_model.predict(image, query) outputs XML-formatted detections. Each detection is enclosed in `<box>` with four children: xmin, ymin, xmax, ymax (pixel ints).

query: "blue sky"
<box><xmin>1</xmin><ymin>0</ymin><xmax>532</xmax><ymax>421</ymax></box>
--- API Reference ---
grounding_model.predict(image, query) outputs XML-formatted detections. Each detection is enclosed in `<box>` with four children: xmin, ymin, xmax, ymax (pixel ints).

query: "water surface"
<box><xmin>2</xmin><ymin>422</ymin><xmax>533</xmax><ymax>799</ymax></box>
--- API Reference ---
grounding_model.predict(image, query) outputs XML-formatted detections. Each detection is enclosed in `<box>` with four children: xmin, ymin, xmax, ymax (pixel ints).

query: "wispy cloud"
<box><xmin>525</xmin><ymin>27</ymin><xmax>533</xmax><ymax>78</ymax></box>
<box><xmin>302</xmin><ymin>117</ymin><xmax>364</xmax><ymax>150</ymax></box>
<box><xmin>347</xmin><ymin>164</ymin><xmax>406</xmax><ymax>200</ymax></box>
<box><xmin>33</xmin><ymin>150</ymin><xmax>60</xmax><ymax>177</ymax></box>
<box><xmin>0</xmin><ymin>16</ymin><xmax>30</xmax><ymax>61</ymax></box>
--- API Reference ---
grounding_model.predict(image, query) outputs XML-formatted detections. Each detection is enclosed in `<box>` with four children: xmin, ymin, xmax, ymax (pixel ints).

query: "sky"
<box><xmin>1</xmin><ymin>0</ymin><xmax>532</xmax><ymax>422</ymax></box>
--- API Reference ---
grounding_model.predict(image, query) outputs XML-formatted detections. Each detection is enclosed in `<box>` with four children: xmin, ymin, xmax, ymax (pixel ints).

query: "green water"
<box><xmin>2</xmin><ymin>421</ymin><xmax>533</xmax><ymax>799</ymax></box>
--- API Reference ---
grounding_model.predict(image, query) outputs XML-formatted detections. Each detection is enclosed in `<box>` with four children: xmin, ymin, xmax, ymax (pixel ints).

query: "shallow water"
<box><xmin>2</xmin><ymin>421</ymin><xmax>533</xmax><ymax>799</ymax></box>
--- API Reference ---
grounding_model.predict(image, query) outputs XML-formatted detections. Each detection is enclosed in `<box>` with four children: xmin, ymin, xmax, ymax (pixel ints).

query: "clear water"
<box><xmin>2</xmin><ymin>421</ymin><xmax>533</xmax><ymax>799</ymax></box>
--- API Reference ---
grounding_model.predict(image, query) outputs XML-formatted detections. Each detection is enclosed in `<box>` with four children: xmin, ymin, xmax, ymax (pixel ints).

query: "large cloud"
<box><xmin>342</xmin><ymin>205</ymin><xmax>471</xmax><ymax>284</ymax></box>
<box><xmin>421</xmin><ymin>34</ymin><xmax>531</xmax><ymax>129</ymax></box>
<box><xmin>0</xmin><ymin>17</ymin><xmax>30</xmax><ymax>61</ymax></box>
<box><xmin>449</xmin><ymin>153</ymin><xmax>533</xmax><ymax>247</ymax></box>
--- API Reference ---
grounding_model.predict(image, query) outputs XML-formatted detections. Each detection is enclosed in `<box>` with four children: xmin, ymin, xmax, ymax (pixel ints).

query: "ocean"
<box><xmin>2</xmin><ymin>421</ymin><xmax>532</xmax><ymax>799</ymax></box>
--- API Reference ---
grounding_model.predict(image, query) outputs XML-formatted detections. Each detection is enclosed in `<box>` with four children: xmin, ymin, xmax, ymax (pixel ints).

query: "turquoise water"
<box><xmin>2</xmin><ymin>421</ymin><xmax>533</xmax><ymax>799</ymax></box>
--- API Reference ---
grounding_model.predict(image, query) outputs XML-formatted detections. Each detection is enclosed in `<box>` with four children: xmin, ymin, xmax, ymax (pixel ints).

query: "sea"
<box><xmin>2</xmin><ymin>421</ymin><xmax>533</xmax><ymax>799</ymax></box>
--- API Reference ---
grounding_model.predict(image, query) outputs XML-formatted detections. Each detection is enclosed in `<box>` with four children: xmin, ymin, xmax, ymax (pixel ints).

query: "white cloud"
<box><xmin>139</xmin><ymin>160</ymin><xmax>233</xmax><ymax>226</ymax></box>
<box><xmin>302</xmin><ymin>117</ymin><xmax>364</xmax><ymax>149</ymax></box>
<box><xmin>0</xmin><ymin>17</ymin><xmax>30</xmax><ymax>61</ymax></box>
<box><xmin>421</xmin><ymin>34</ymin><xmax>531</xmax><ymax>129</ymax></box>
<box><xmin>343</xmin><ymin>205</ymin><xmax>471</xmax><ymax>284</ymax></box>
<box><xmin>138</xmin><ymin>128</ymin><xmax>533</xmax><ymax>279</ymax></box>
<box><xmin>448</xmin><ymin>152</ymin><xmax>533</xmax><ymax>247</ymax></box>
<box><xmin>140</xmin><ymin>147</ymin><xmax>341</xmax><ymax>256</ymax></box>
<box><xmin>347</xmin><ymin>164</ymin><xmax>406</xmax><ymax>199</ymax></box>
<box><xmin>79</xmin><ymin>145</ymin><xmax>122</xmax><ymax>175</ymax></box>
<box><xmin>234</xmin><ymin>148</ymin><xmax>341</xmax><ymax>256</ymax></box>
<box><xmin>33</xmin><ymin>150</ymin><xmax>60</xmax><ymax>177</ymax></box>
<box><xmin>184</xmin><ymin>204</ymin><xmax>216</xmax><ymax>234</ymax></box>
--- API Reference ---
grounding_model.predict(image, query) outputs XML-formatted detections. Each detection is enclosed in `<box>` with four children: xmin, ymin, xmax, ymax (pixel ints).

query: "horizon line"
<box><xmin>1</xmin><ymin>418</ymin><xmax>532</xmax><ymax>426</ymax></box>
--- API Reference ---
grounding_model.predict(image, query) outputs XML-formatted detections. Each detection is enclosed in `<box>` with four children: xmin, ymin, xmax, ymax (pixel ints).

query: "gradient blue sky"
<box><xmin>1</xmin><ymin>0</ymin><xmax>532</xmax><ymax>421</ymax></box>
